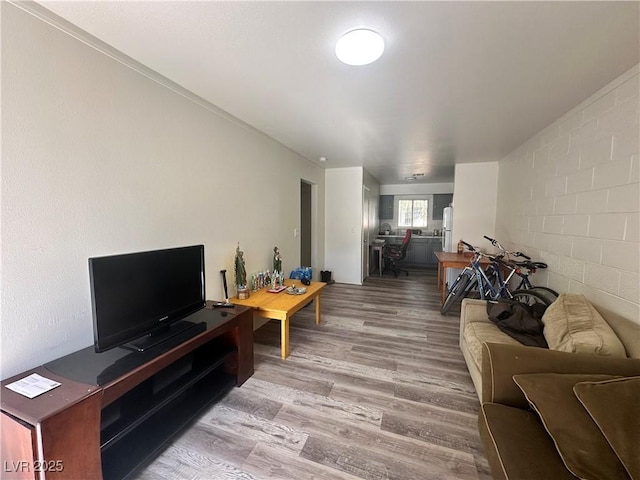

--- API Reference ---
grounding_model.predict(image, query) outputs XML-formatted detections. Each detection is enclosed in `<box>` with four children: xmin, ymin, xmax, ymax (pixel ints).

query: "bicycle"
<box><xmin>482</xmin><ymin>236</ymin><xmax>559</xmax><ymax>304</ymax></box>
<box><xmin>440</xmin><ymin>240</ymin><xmax>554</xmax><ymax>314</ymax></box>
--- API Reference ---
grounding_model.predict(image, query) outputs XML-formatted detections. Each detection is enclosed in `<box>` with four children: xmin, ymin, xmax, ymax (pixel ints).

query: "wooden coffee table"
<box><xmin>230</xmin><ymin>280</ymin><xmax>325</xmax><ymax>359</ymax></box>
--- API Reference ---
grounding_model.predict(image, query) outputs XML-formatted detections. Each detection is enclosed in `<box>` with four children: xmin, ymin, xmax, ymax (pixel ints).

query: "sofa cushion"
<box><xmin>463</xmin><ymin>321</ymin><xmax>521</xmax><ymax>373</ymax></box>
<box><xmin>513</xmin><ymin>373</ymin><xmax>629</xmax><ymax>480</ymax></box>
<box><xmin>542</xmin><ymin>294</ymin><xmax>626</xmax><ymax>357</ymax></box>
<box><xmin>574</xmin><ymin>376</ymin><xmax>640</xmax><ymax>480</ymax></box>
<box><xmin>479</xmin><ymin>402</ymin><xmax>577</xmax><ymax>480</ymax></box>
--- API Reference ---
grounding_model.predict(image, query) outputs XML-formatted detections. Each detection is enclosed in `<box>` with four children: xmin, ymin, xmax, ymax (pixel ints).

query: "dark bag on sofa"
<box><xmin>486</xmin><ymin>300</ymin><xmax>549</xmax><ymax>348</ymax></box>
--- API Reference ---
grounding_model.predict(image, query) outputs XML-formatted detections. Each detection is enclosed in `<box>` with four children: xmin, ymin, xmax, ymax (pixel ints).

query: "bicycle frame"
<box><xmin>515</xmin><ymin>273</ymin><xmax>533</xmax><ymax>290</ymax></box>
<box><xmin>466</xmin><ymin>254</ymin><xmax>516</xmax><ymax>300</ymax></box>
<box><xmin>482</xmin><ymin>235</ymin><xmax>543</xmax><ymax>292</ymax></box>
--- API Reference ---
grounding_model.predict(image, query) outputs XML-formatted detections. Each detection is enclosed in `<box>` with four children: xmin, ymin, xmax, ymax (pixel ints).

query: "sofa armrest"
<box><xmin>459</xmin><ymin>299</ymin><xmax>492</xmax><ymax>359</ymax></box>
<box><xmin>460</xmin><ymin>299</ymin><xmax>490</xmax><ymax>326</ymax></box>
<box><xmin>481</xmin><ymin>342</ymin><xmax>640</xmax><ymax>409</ymax></box>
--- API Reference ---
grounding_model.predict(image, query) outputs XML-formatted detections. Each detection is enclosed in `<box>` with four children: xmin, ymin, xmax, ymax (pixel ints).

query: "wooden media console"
<box><xmin>1</xmin><ymin>304</ymin><xmax>253</xmax><ymax>480</ymax></box>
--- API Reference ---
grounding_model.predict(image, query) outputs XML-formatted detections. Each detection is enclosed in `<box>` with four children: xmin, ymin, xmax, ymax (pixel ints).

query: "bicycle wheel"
<box><xmin>441</xmin><ymin>271</ymin><xmax>472</xmax><ymax>314</ymax></box>
<box><xmin>511</xmin><ymin>289</ymin><xmax>555</xmax><ymax>308</ymax></box>
<box><xmin>528</xmin><ymin>286</ymin><xmax>559</xmax><ymax>304</ymax></box>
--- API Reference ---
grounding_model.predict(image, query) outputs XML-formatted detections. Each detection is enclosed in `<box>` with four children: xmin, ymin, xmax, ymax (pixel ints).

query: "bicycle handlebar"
<box><xmin>484</xmin><ymin>235</ymin><xmax>532</xmax><ymax>260</ymax></box>
<box><xmin>459</xmin><ymin>241</ymin><xmax>518</xmax><ymax>275</ymax></box>
<box><xmin>461</xmin><ymin>240</ymin><xmax>475</xmax><ymax>251</ymax></box>
<box><xmin>461</xmin><ymin>240</ymin><xmax>500</xmax><ymax>259</ymax></box>
<box><xmin>483</xmin><ymin>235</ymin><xmax>502</xmax><ymax>250</ymax></box>
<box><xmin>476</xmin><ymin>235</ymin><xmax>547</xmax><ymax>275</ymax></box>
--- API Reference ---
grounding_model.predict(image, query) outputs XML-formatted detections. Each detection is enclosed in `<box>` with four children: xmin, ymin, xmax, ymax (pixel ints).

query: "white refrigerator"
<box><xmin>443</xmin><ymin>206</ymin><xmax>453</xmax><ymax>252</ymax></box>
<box><xmin>442</xmin><ymin>205</ymin><xmax>457</xmax><ymax>288</ymax></box>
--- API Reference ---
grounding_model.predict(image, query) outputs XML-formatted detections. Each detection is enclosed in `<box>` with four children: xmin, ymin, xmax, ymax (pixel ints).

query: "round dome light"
<box><xmin>335</xmin><ymin>29</ymin><xmax>384</xmax><ymax>66</ymax></box>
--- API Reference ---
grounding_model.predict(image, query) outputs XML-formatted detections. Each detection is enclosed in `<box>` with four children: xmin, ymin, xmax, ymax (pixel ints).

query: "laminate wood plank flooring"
<box><xmin>130</xmin><ymin>267</ymin><xmax>492</xmax><ymax>480</ymax></box>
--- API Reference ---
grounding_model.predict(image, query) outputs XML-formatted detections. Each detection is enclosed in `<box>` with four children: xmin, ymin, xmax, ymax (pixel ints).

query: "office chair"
<box><xmin>383</xmin><ymin>230</ymin><xmax>412</xmax><ymax>277</ymax></box>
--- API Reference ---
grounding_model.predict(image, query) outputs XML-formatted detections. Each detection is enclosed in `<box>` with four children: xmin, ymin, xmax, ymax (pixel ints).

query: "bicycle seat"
<box><xmin>514</xmin><ymin>261</ymin><xmax>547</xmax><ymax>269</ymax></box>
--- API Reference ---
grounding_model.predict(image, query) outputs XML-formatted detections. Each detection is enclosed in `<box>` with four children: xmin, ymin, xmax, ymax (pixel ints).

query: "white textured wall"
<box><xmin>452</xmin><ymin>162</ymin><xmax>499</xmax><ymax>250</ymax></box>
<box><xmin>325</xmin><ymin>168</ymin><xmax>364</xmax><ymax>285</ymax></box>
<box><xmin>363</xmin><ymin>169</ymin><xmax>381</xmax><ymax>247</ymax></box>
<box><xmin>1</xmin><ymin>3</ymin><xmax>325</xmax><ymax>378</ymax></box>
<box><xmin>496</xmin><ymin>65</ymin><xmax>639</xmax><ymax>325</ymax></box>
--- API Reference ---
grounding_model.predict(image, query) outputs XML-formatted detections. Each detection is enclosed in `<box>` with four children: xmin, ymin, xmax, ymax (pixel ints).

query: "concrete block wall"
<box><xmin>496</xmin><ymin>66</ymin><xmax>639</xmax><ymax>324</ymax></box>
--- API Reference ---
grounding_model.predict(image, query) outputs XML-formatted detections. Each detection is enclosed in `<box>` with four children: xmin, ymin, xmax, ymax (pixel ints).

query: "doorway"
<box><xmin>300</xmin><ymin>181</ymin><xmax>312</xmax><ymax>267</ymax></box>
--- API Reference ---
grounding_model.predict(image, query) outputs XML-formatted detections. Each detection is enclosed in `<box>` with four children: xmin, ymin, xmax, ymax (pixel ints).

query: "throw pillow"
<box><xmin>513</xmin><ymin>373</ymin><xmax>629</xmax><ymax>480</ymax></box>
<box><xmin>574</xmin><ymin>377</ymin><xmax>640</xmax><ymax>480</ymax></box>
<box><xmin>541</xmin><ymin>294</ymin><xmax>626</xmax><ymax>357</ymax></box>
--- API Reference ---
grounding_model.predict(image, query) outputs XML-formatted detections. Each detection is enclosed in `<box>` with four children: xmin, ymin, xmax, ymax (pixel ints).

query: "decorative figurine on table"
<box><xmin>273</xmin><ymin>246</ymin><xmax>282</xmax><ymax>275</ymax></box>
<box><xmin>271</xmin><ymin>270</ymin><xmax>282</xmax><ymax>289</ymax></box>
<box><xmin>235</xmin><ymin>243</ymin><xmax>250</xmax><ymax>299</ymax></box>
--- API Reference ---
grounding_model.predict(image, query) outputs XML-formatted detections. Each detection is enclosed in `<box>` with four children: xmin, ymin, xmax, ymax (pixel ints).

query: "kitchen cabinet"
<box><xmin>376</xmin><ymin>236</ymin><xmax>442</xmax><ymax>268</ymax></box>
<box><xmin>379</xmin><ymin>195</ymin><xmax>394</xmax><ymax>220</ymax></box>
<box><xmin>418</xmin><ymin>238</ymin><xmax>442</xmax><ymax>266</ymax></box>
<box><xmin>411</xmin><ymin>241</ymin><xmax>428</xmax><ymax>265</ymax></box>
<box><xmin>425</xmin><ymin>238</ymin><xmax>443</xmax><ymax>265</ymax></box>
<box><xmin>433</xmin><ymin>194</ymin><xmax>453</xmax><ymax>220</ymax></box>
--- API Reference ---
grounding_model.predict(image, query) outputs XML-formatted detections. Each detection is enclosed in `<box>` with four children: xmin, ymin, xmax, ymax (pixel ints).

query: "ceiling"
<box><xmin>38</xmin><ymin>1</ymin><xmax>639</xmax><ymax>185</ymax></box>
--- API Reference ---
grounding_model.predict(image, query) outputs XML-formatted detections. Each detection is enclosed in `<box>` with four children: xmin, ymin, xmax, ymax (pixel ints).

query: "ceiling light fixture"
<box><xmin>319</xmin><ymin>156</ymin><xmax>327</xmax><ymax>162</ymax></box>
<box><xmin>335</xmin><ymin>29</ymin><xmax>384</xmax><ymax>66</ymax></box>
<box><xmin>405</xmin><ymin>176</ymin><xmax>417</xmax><ymax>181</ymax></box>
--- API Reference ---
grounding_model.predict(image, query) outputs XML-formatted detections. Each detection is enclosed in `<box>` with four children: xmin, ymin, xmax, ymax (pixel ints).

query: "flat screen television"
<box><xmin>89</xmin><ymin>245</ymin><xmax>206</xmax><ymax>353</ymax></box>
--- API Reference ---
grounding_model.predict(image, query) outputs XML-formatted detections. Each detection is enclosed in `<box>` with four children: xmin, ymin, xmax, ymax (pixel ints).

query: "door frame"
<box><xmin>362</xmin><ymin>186</ymin><xmax>370</xmax><ymax>282</ymax></box>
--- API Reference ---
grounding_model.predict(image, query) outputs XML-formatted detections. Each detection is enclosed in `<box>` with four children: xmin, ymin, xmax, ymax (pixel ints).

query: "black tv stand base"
<box><xmin>101</xmin><ymin>339</ymin><xmax>237</xmax><ymax>480</ymax></box>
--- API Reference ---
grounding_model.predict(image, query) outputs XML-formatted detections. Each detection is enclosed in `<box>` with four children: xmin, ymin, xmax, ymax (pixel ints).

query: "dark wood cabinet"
<box><xmin>1</xmin><ymin>377</ymin><xmax>102</xmax><ymax>480</ymax></box>
<box><xmin>433</xmin><ymin>194</ymin><xmax>453</xmax><ymax>220</ymax></box>
<box><xmin>1</xmin><ymin>305</ymin><xmax>253</xmax><ymax>480</ymax></box>
<box><xmin>379</xmin><ymin>195</ymin><xmax>394</xmax><ymax>220</ymax></box>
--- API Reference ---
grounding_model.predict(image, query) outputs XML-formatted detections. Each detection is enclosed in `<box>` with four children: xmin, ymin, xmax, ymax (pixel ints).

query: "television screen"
<box><xmin>89</xmin><ymin>245</ymin><xmax>205</xmax><ymax>352</ymax></box>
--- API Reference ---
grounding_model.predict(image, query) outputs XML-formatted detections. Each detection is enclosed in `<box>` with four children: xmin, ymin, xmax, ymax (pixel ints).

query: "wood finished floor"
<box><xmin>131</xmin><ymin>268</ymin><xmax>491</xmax><ymax>480</ymax></box>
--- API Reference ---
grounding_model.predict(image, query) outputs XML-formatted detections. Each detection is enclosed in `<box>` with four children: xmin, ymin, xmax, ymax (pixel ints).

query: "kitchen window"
<box><xmin>398</xmin><ymin>199</ymin><xmax>428</xmax><ymax>228</ymax></box>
